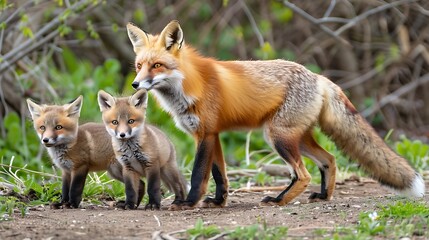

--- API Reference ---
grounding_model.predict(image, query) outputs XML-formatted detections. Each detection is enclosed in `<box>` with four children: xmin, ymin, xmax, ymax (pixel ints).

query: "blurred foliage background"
<box><xmin>0</xmin><ymin>0</ymin><xmax>429</xmax><ymax>186</ymax></box>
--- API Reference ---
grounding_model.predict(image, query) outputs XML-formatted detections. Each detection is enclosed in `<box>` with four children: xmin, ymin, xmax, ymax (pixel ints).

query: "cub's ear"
<box><xmin>159</xmin><ymin>20</ymin><xmax>184</xmax><ymax>51</ymax></box>
<box><xmin>129</xmin><ymin>89</ymin><xmax>148</xmax><ymax>109</ymax></box>
<box><xmin>26</xmin><ymin>99</ymin><xmax>42</xmax><ymax>119</ymax></box>
<box><xmin>97</xmin><ymin>90</ymin><xmax>116</xmax><ymax>112</ymax></box>
<box><xmin>126</xmin><ymin>22</ymin><xmax>150</xmax><ymax>53</ymax></box>
<box><xmin>65</xmin><ymin>96</ymin><xmax>83</xmax><ymax>118</ymax></box>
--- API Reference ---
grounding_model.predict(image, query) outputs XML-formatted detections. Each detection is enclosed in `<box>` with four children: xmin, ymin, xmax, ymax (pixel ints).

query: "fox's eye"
<box><xmin>128</xmin><ymin>119</ymin><xmax>135</xmax><ymax>124</ymax></box>
<box><xmin>112</xmin><ymin>120</ymin><xmax>118</xmax><ymax>125</ymax></box>
<box><xmin>55</xmin><ymin>125</ymin><xmax>63</xmax><ymax>130</ymax></box>
<box><xmin>153</xmin><ymin>63</ymin><xmax>162</xmax><ymax>69</ymax></box>
<box><xmin>136</xmin><ymin>63</ymin><xmax>142</xmax><ymax>70</ymax></box>
<box><xmin>40</xmin><ymin>126</ymin><xmax>45</xmax><ymax>131</ymax></box>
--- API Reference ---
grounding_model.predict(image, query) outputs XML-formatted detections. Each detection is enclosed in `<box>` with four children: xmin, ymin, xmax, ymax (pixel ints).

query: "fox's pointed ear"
<box><xmin>127</xmin><ymin>22</ymin><xmax>149</xmax><ymax>53</ymax></box>
<box><xmin>97</xmin><ymin>90</ymin><xmax>116</xmax><ymax>112</ymax></box>
<box><xmin>129</xmin><ymin>89</ymin><xmax>148</xmax><ymax>109</ymax></box>
<box><xmin>159</xmin><ymin>20</ymin><xmax>184</xmax><ymax>51</ymax></box>
<box><xmin>65</xmin><ymin>96</ymin><xmax>83</xmax><ymax>118</ymax></box>
<box><xmin>26</xmin><ymin>99</ymin><xmax>42</xmax><ymax>119</ymax></box>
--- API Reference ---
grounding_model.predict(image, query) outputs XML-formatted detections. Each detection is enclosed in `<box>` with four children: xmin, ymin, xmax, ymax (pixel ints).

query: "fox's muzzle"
<box><xmin>42</xmin><ymin>137</ymin><xmax>56</xmax><ymax>147</ymax></box>
<box><xmin>132</xmin><ymin>81</ymin><xmax>140</xmax><ymax>90</ymax></box>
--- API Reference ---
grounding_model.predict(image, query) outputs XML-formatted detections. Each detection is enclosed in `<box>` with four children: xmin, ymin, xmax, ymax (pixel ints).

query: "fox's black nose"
<box><xmin>42</xmin><ymin>138</ymin><xmax>49</xmax><ymax>143</ymax></box>
<box><xmin>120</xmin><ymin>133</ymin><xmax>126</xmax><ymax>138</ymax></box>
<box><xmin>132</xmin><ymin>82</ymin><xmax>139</xmax><ymax>89</ymax></box>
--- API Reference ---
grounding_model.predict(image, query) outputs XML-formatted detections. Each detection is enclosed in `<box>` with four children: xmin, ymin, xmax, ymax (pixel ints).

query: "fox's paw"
<box><xmin>201</xmin><ymin>197</ymin><xmax>226</xmax><ymax>208</ymax></box>
<box><xmin>259</xmin><ymin>196</ymin><xmax>282</xmax><ymax>206</ymax></box>
<box><xmin>50</xmin><ymin>202</ymin><xmax>64</xmax><ymax>209</ymax></box>
<box><xmin>68</xmin><ymin>202</ymin><xmax>80</xmax><ymax>209</ymax></box>
<box><xmin>116</xmin><ymin>201</ymin><xmax>137</xmax><ymax>210</ymax></box>
<box><xmin>144</xmin><ymin>203</ymin><xmax>161</xmax><ymax>210</ymax></box>
<box><xmin>168</xmin><ymin>200</ymin><xmax>196</xmax><ymax>211</ymax></box>
<box><xmin>50</xmin><ymin>202</ymin><xmax>75</xmax><ymax>209</ymax></box>
<box><xmin>308</xmin><ymin>192</ymin><xmax>329</xmax><ymax>203</ymax></box>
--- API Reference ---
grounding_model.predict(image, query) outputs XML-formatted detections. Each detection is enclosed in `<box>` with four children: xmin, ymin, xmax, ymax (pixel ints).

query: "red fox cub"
<box><xmin>126</xmin><ymin>20</ymin><xmax>425</xmax><ymax>210</ymax></box>
<box><xmin>97</xmin><ymin>89</ymin><xmax>187</xmax><ymax>210</ymax></box>
<box><xmin>26</xmin><ymin>97</ymin><xmax>125</xmax><ymax>209</ymax></box>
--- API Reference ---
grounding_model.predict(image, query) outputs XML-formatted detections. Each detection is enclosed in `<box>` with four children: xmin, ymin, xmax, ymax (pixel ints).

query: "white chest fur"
<box><xmin>152</xmin><ymin>82</ymin><xmax>200</xmax><ymax>134</ymax></box>
<box><xmin>113</xmin><ymin>139</ymin><xmax>149</xmax><ymax>175</ymax></box>
<box><xmin>47</xmin><ymin>146</ymin><xmax>73</xmax><ymax>170</ymax></box>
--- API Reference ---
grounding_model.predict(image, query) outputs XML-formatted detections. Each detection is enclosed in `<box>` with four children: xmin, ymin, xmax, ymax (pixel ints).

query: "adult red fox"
<box><xmin>27</xmin><ymin>97</ymin><xmax>125</xmax><ymax>208</ymax></box>
<box><xmin>97</xmin><ymin>89</ymin><xmax>187</xmax><ymax>209</ymax></box>
<box><xmin>126</xmin><ymin>20</ymin><xmax>425</xmax><ymax>209</ymax></box>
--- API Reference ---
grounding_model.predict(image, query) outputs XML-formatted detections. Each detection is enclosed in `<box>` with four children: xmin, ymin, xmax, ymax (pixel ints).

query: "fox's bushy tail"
<box><xmin>318</xmin><ymin>80</ymin><xmax>425</xmax><ymax>197</ymax></box>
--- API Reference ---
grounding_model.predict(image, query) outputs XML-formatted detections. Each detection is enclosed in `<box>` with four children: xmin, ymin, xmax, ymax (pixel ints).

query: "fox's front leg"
<box><xmin>201</xmin><ymin>134</ymin><xmax>229</xmax><ymax>208</ymax></box>
<box><xmin>145</xmin><ymin>167</ymin><xmax>162</xmax><ymax>210</ymax></box>
<box><xmin>121</xmin><ymin>168</ymin><xmax>142</xmax><ymax>210</ymax></box>
<box><xmin>175</xmin><ymin>134</ymin><xmax>216</xmax><ymax>210</ymax></box>
<box><xmin>51</xmin><ymin>171</ymin><xmax>71</xmax><ymax>209</ymax></box>
<box><xmin>68</xmin><ymin>166</ymin><xmax>89</xmax><ymax>208</ymax></box>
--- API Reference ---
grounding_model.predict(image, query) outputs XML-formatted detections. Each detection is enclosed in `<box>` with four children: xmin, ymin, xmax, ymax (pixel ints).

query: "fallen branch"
<box><xmin>232</xmin><ymin>185</ymin><xmax>285</xmax><ymax>193</ymax></box>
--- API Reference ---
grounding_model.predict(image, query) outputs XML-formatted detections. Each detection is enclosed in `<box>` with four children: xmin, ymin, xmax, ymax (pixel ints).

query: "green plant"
<box><xmin>336</xmin><ymin>201</ymin><xmax>429</xmax><ymax>239</ymax></box>
<box><xmin>228</xmin><ymin>223</ymin><xmax>288</xmax><ymax>240</ymax></box>
<box><xmin>82</xmin><ymin>172</ymin><xmax>126</xmax><ymax>204</ymax></box>
<box><xmin>253</xmin><ymin>172</ymin><xmax>273</xmax><ymax>186</ymax></box>
<box><xmin>186</xmin><ymin>218</ymin><xmax>221</xmax><ymax>239</ymax></box>
<box><xmin>23</xmin><ymin>176</ymin><xmax>61</xmax><ymax>204</ymax></box>
<box><xmin>0</xmin><ymin>113</ymin><xmax>45</xmax><ymax>175</ymax></box>
<box><xmin>48</xmin><ymin>48</ymin><xmax>123</xmax><ymax>123</ymax></box>
<box><xmin>395</xmin><ymin>135</ymin><xmax>429</xmax><ymax>170</ymax></box>
<box><xmin>379</xmin><ymin>201</ymin><xmax>429</xmax><ymax>219</ymax></box>
<box><xmin>183</xmin><ymin>219</ymin><xmax>289</xmax><ymax>240</ymax></box>
<box><xmin>0</xmin><ymin>196</ymin><xmax>28</xmax><ymax>221</ymax></box>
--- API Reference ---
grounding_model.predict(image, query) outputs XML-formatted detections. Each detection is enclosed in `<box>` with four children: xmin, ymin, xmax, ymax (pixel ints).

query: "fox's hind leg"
<box><xmin>160</xmin><ymin>158</ymin><xmax>188</xmax><ymax>210</ymax></box>
<box><xmin>260</xmin><ymin>125</ymin><xmax>311</xmax><ymax>206</ymax></box>
<box><xmin>300</xmin><ymin>131</ymin><xmax>336</xmax><ymax>202</ymax></box>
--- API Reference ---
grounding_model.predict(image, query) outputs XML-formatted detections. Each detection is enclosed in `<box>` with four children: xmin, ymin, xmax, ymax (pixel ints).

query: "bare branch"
<box><xmin>323</xmin><ymin>0</ymin><xmax>337</xmax><ymax>18</ymax></box>
<box><xmin>282</xmin><ymin>0</ymin><xmax>351</xmax><ymax>47</ymax></box>
<box><xmin>334</xmin><ymin>0</ymin><xmax>418</xmax><ymax>35</ymax></box>
<box><xmin>240</xmin><ymin>0</ymin><xmax>264</xmax><ymax>47</ymax></box>
<box><xmin>317</xmin><ymin>17</ymin><xmax>350</xmax><ymax>24</ymax></box>
<box><xmin>339</xmin><ymin>59</ymin><xmax>395</xmax><ymax>90</ymax></box>
<box><xmin>0</xmin><ymin>0</ymin><xmax>98</xmax><ymax>74</ymax></box>
<box><xmin>361</xmin><ymin>73</ymin><xmax>429</xmax><ymax>117</ymax></box>
<box><xmin>0</xmin><ymin>29</ymin><xmax>60</xmax><ymax>75</ymax></box>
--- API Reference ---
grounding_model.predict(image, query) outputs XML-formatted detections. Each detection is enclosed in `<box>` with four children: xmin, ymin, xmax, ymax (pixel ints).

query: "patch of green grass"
<box><xmin>252</xmin><ymin>172</ymin><xmax>273</xmax><ymax>186</ymax></box>
<box><xmin>228</xmin><ymin>223</ymin><xmax>288</xmax><ymax>240</ymax></box>
<box><xmin>379</xmin><ymin>201</ymin><xmax>429</xmax><ymax>219</ymax></box>
<box><xmin>0</xmin><ymin>196</ymin><xmax>28</xmax><ymax>222</ymax></box>
<box><xmin>331</xmin><ymin>201</ymin><xmax>429</xmax><ymax>239</ymax></box>
<box><xmin>181</xmin><ymin>218</ymin><xmax>288</xmax><ymax>240</ymax></box>
<box><xmin>0</xmin><ymin>156</ymin><xmax>126</xmax><ymax>211</ymax></box>
<box><xmin>395</xmin><ymin>135</ymin><xmax>429</xmax><ymax>170</ymax></box>
<box><xmin>186</xmin><ymin>218</ymin><xmax>221</xmax><ymax>239</ymax></box>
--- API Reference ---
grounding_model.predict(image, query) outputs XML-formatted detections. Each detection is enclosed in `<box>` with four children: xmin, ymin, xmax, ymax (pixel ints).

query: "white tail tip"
<box><xmin>397</xmin><ymin>173</ymin><xmax>425</xmax><ymax>198</ymax></box>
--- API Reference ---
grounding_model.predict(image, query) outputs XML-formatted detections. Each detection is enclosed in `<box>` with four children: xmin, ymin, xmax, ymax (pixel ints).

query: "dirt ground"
<box><xmin>1</xmin><ymin>178</ymin><xmax>428</xmax><ymax>240</ymax></box>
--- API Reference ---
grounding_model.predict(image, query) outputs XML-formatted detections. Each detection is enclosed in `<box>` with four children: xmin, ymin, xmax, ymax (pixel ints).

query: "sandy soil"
<box><xmin>0</xmin><ymin>178</ymin><xmax>427</xmax><ymax>240</ymax></box>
